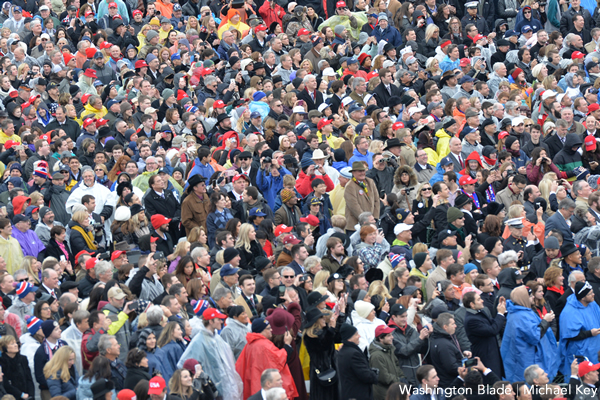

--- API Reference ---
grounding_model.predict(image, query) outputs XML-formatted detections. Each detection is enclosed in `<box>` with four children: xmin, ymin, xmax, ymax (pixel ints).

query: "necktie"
<box><xmin>50</xmin><ymin>289</ymin><xmax>56</xmax><ymax>298</ymax></box>
<box><xmin>386</xmin><ymin>85</ymin><xmax>391</xmax><ymax>95</ymax></box>
<box><xmin>495</xmin><ymin>282</ymin><xmax>500</xmax><ymax>289</ymax></box>
<box><xmin>310</xmin><ymin>92</ymin><xmax>315</xmax><ymax>102</ymax></box>
<box><xmin>459</xmin><ymin>154</ymin><xmax>464</xmax><ymax>168</ymax></box>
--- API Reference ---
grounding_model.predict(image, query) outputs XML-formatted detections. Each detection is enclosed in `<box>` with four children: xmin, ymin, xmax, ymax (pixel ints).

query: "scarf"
<box><xmin>462</xmin><ymin>189</ymin><xmax>480</xmax><ymax>209</ymax></box>
<box><xmin>485</xmin><ymin>184</ymin><xmax>496</xmax><ymax>203</ymax></box>
<box><xmin>242</xmin><ymin>293</ymin><xmax>259</xmax><ymax>317</ymax></box>
<box><xmin>57</xmin><ymin>241</ymin><xmax>69</xmax><ymax>261</ymax></box>
<box><xmin>71</xmin><ymin>225</ymin><xmax>97</xmax><ymax>250</ymax></box>
<box><xmin>43</xmin><ymin>339</ymin><xmax>66</xmax><ymax>360</ymax></box>
<box><xmin>483</xmin><ymin>155</ymin><xmax>496</xmax><ymax>166</ymax></box>
<box><xmin>352</xmin><ymin>177</ymin><xmax>369</xmax><ymax>197</ymax></box>
<box><xmin>547</xmin><ymin>286</ymin><xmax>564</xmax><ymax>295</ymax></box>
<box><xmin>508</xmin><ymin>148</ymin><xmax>521</xmax><ymax>158</ymax></box>
<box><xmin>535</xmin><ymin>304</ymin><xmax>548</xmax><ymax>319</ymax></box>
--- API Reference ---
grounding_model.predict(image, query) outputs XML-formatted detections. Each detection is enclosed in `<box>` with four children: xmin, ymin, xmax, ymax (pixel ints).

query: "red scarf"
<box><xmin>547</xmin><ymin>286</ymin><xmax>565</xmax><ymax>295</ymax></box>
<box><xmin>483</xmin><ymin>155</ymin><xmax>496</xmax><ymax>166</ymax></box>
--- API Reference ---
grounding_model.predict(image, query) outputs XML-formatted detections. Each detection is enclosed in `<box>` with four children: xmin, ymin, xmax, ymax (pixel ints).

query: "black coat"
<box><xmin>338</xmin><ymin>341</ymin><xmax>378</xmax><ymax>400</ymax></box>
<box><xmin>237</xmin><ymin>240</ymin><xmax>267</xmax><ymax>272</ymax></box>
<box><xmin>588</xmin><ymin>271</ymin><xmax>600</xmax><ymax>307</ymax></box>
<box><xmin>543</xmin><ymin>133</ymin><xmax>565</xmax><ymax>160</ymax></box>
<box><xmin>463</xmin><ymin>308</ymin><xmax>505</xmax><ymax>378</ymax></box>
<box><xmin>78</xmin><ymin>273</ymin><xmax>99</xmax><ymax>299</ymax></box>
<box><xmin>303</xmin><ymin>327</ymin><xmax>339</xmax><ymax>400</ymax></box>
<box><xmin>123</xmin><ymin>366</ymin><xmax>152</xmax><ymax>390</ymax></box>
<box><xmin>429</xmin><ymin>324</ymin><xmax>463</xmax><ymax>388</ymax></box>
<box><xmin>42</xmin><ymin>238</ymin><xmax>75</xmax><ymax>268</ymax></box>
<box><xmin>372</xmin><ymin>82</ymin><xmax>402</xmax><ymax>108</ymax></box>
<box><xmin>296</xmin><ymin>88</ymin><xmax>324</xmax><ymax>112</ymax></box>
<box><xmin>68</xmin><ymin>220</ymin><xmax>97</xmax><ymax>256</ymax></box>
<box><xmin>0</xmin><ymin>352</ymin><xmax>34</xmax><ymax>399</ymax></box>
<box><xmin>45</xmin><ymin>118</ymin><xmax>81</xmax><ymax>143</ymax></box>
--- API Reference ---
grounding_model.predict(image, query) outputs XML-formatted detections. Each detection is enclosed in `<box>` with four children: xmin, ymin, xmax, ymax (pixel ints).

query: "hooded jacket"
<box><xmin>369</xmin><ymin>340</ymin><xmax>403</xmax><ymax>400</ymax></box>
<box><xmin>553</xmin><ymin>133</ymin><xmax>583</xmax><ymax>179</ymax></box>
<box><xmin>220</xmin><ymin>317</ymin><xmax>250</xmax><ymax>360</ymax></box>
<box><xmin>495</xmin><ymin>268</ymin><xmax>522</xmax><ymax>309</ymax></box>
<box><xmin>435</xmin><ymin>128</ymin><xmax>453</xmax><ymax>158</ymax></box>
<box><xmin>429</xmin><ymin>322</ymin><xmax>464</xmax><ymax>388</ymax></box>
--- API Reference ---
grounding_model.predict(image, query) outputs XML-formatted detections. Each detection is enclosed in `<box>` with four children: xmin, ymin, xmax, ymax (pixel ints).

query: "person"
<box><xmin>369</xmin><ymin>324</ymin><xmax>404</xmax><ymax>400</ymax></box>
<box><xmin>123</xmin><ymin>348</ymin><xmax>152</xmax><ymax>391</ymax></box>
<box><xmin>247</xmin><ymin>369</ymin><xmax>284</xmax><ymax>400</ymax></box>
<box><xmin>101</xmin><ymin>286</ymin><xmax>133</xmax><ymax>362</ymax></box>
<box><xmin>352</xmin><ymin>300</ymin><xmax>386</xmax><ymax>352</ymax></box>
<box><xmin>463</xmin><ymin>291</ymin><xmax>506</xmax><ymax>377</ymax></box>
<box><xmin>236</xmin><ymin>318</ymin><xmax>297</xmax><ymax>399</ymax></box>
<box><xmin>34</xmin><ymin>320</ymin><xmax>68</xmax><ymax>400</ymax></box>
<box><xmin>156</xmin><ymin>321</ymin><xmax>187</xmax><ymax>384</ymax></box>
<box><xmin>501</xmin><ymin>285</ymin><xmax>559</xmax><ymax>382</ymax></box>
<box><xmin>0</xmin><ymin>335</ymin><xmax>35</xmax><ymax>400</ymax></box>
<box><xmin>177</xmin><ymin>308</ymin><xmax>243</xmax><ymax>400</ymax></box>
<box><xmin>409</xmin><ymin>365</ymin><xmax>442</xmax><ymax>400</ymax></box>
<box><xmin>345</xmin><ymin>162</ymin><xmax>380</xmax><ymax>233</ymax></box>
<box><xmin>337</xmin><ymin>323</ymin><xmax>379</xmax><ymax>400</ymax></box>
<box><xmin>220</xmin><ymin>305</ymin><xmax>250</xmax><ymax>360</ymax></box>
<box><xmin>429</xmin><ymin>312</ymin><xmax>470</xmax><ymax>388</ymax></box>
<box><xmin>302</xmin><ymin>307</ymin><xmax>339</xmax><ymax>400</ymax></box>
<box><xmin>559</xmin><ymin>281</ymin><xmax>600</xmax><ymax>376</ymax></box>
<box><xmin>44</xmin><ymin>346</ymin><xmax>78</xmax><ymax>400</ymax></box>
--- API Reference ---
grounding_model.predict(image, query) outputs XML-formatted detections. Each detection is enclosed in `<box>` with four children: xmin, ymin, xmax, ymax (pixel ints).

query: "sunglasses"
<box><xmin>421</xmin><ymin>187</ymin><xmax>432</xmax><ymax>191</ymax></box>
<box><xmin>525</xmin><ymin>124</ymin><xmax>532</xmax><ymax>128</ymax></box>
<box><xmin>283</xmin><ymin>275</ymin><xmax>294</xmax><ymax>279</ymax></box>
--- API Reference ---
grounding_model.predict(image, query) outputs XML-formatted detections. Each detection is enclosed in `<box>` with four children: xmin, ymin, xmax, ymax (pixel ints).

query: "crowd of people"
<box><xmin>2</xmin><ymin>0</ymin><xmax>600</xmax><ymax>399</ymax></box>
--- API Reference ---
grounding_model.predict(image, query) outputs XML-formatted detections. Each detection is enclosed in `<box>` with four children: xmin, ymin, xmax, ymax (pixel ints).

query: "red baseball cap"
<box><xmin>232</xmin><ymin>174</ymin><xmax>249</xmax><ymax>183</ymax></box>
<box><xmin>375</xmin><ymin>325</ymin><xmax>395</xmax><ymax>337</ymax></box>
<box><xmin>3</xmin><ymin>140</ymin><xmax>19</xmax><ymax>150</ymax></box>
<box><xmin>336</xmin><ymin>1</ymin><xmax>347</xmax><ymax>7</ymax></box>
<box><xmin>298</xmin><ymin>28</ymin><xmax>310</xmax><ymax>36</ymax></box>
<box><xmin>151</xmin><ymin>214</ymin><xmax>172</xmax><ymax>230</ymax></box>
<box><xmin>81</xmin><ymin>93</ymin><xmax>92</xmax><ymax>104</ymax></box>
<box><xmin>117</xmin><ymin>389</ymin><xmax>137</xmax><ymax>400</ymax></box>
<box><xmin>579</xmin><ymin>361</ymin><xmax>600</xmax><ymax>377</ymax></box>
<box><xmin>588</xmin><ymin>103</ymin><xmax>600</xmax><ymax>114</ymax></box>
<box><xmin>134</xmin><ymin>60</ymin><xmax>148</xmax><ymax>69</ymax></box>
<box><xmin>148</xmin><ymin>377</ymin><xmax>166</xmax><ymax>395</ymax></box>
<box><xmin>459</xmin><ymin>58</ymin><xmax>470</xmax><ymax>67</ymax></box>
<box><xmin>572</xmin><ymin>51</ymin><xmax>585</xmax><ymax>59</ymax></box>
<box><xmin>498</xmin><ymin>131</ymin><xmax>509</xmax><ymax>139</ymax></box>
<box><xmin>213</xmin><ymin>100</ymin><xmax>226</xmax><ymax>109</ymax></box>
<box><xmin>472</xmin><ymin>34</ymin><xmax>484</xmax><ymax>43</ymax></box>
<box><xmin>100</xmin><ymin>42</ymin><xmax>112</xmax><ymax>50</ymax></box>
<box><xmin>274</xmin><ymin>224</ymin><xmax>293</xmax><ymax>237</ymax></box>
<box><xmin>111</xmin><ymin>250</ymin><xmax>127</xmax><ymax>261</ymax></box>
<box><xmin>108</xmin><ymin>2</ymin><xmax>118</xmax><ymax>8</ymax></box>
<box><xmin>585</xmin><ymin>135</ymin><xmax>597</xmax><ymax>152</ymax></box>
<box><xmin>255</xmin><ymin>24</ymin><xmax>267</xmax><ymax>32</ymax></box>
<box><xmin>150</xmin><ymin>236</ymin><xmax>159</xmax><ymax>243</ymax></box>
<box><xmin>85</xmin><ymin>257</ymin><xmax>97</xmax><ymax>270</ymax></box>
<box><xmin>300</xmin><ymin>214</ymin><xmax>319</xmax><ymax>227</ymax></box>
<box><xmin>202</xmin><ymin>307</ymin><xmax>227</xmax><ymax>320</ymax></box>
<box><xmin>283</xmin><ymin>234</ymin><xmax>301</xmax><ymax>245</ymax></box>
<box><xmin>459</xmin><ymin>175</ymin><xmax>477</xmax><ymax>186</ymax></box>
<box><xmin>83</xmin><ymin>68</ymin><xmax>97</xmax><ymax>79</ymax></box>
<box><xmin>82</xmin><ymin>118</ymin><xmax>96</xmax><ymax>128</ymax></box>
<box><xmin>84</xmin><ymin>10</ymin><xmax>94</xmax><ymax>16</ymax></box>
<box><xmin>96</xmin><ymin>118</ymin><xmax>109</xmax><ymax>127</ymax></box>
<box><xmin>317</xmin><ymin>118</ymin><xmax>332</xmax><ymax>130</ymax></box>
<box><xmin>132</xmin><ymin>10</ymin><xmax>142</xmax><ymax>16</ymax></box>
<box><xmin>76</xmin><ymin>250</ymin><xmax>93</xmax><ymax>264</ymax></box>
<box><xmin>392</xmin><ymin>121</ymin><xmax>405</xmax><ymax>130</ymax></box>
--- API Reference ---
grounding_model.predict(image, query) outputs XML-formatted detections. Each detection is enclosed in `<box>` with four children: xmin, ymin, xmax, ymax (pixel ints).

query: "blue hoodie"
<box><xmin>429</xmin><ymin>162</ymin><xmax>462</xmax><ymax>185</ymax></box>
<box><xmin>332</xmin><ymin>160</ymin><xmax>349</xmax><ymax>172</ymax></box>
<box><xmin>188</xmin><ymin>157</ymin><xmax>215</xmax><ymax>181</ymax></box>
<box><xmin>256</xmin><ymin>167</ymin><xmax>292</xmax><ymax>210</ymax></box>
<box><xmin>349</xmin><ymin>148</ymin><xmax>374</xmax><ymax>169</ymax></box>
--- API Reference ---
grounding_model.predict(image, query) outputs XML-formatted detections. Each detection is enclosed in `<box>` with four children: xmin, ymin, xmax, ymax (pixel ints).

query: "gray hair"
<box><xmin>281</xmin><ymin>266</ymin><xmax>295</xmax><ymax>277</ymax></box>
<box><xmin>565</xmin><ymin>33</ymin><xmax>576</xmax><ymax>45</ymax></box>
<box><xmin>213</xmin><ymin>287</ymin><xmax>231</xmax><ymax>301</ymax></box>
<box><xmin>42</xmin><ymin>268</ymin><xmax>57</xmax><ymax>282</ymax></box>
<box><xmin>493</xmin><ymin>63</ymin><xmax>505</xmax><ymax>73</ymax></box>
<box><xmin>358</xmin><ymin>212</ymin><xmax>373</xmax><ymax>226</ymax></box>
<box><xmin>493</xmin><ymin>103</ymin><xmax>504</xmax><ymax>111</ymax></box>
<box><xmin>261</xmin><ymin>369</ymin><xmax>279</xmax><ymax>388</ymax></box>
<box><xmin>73</xmin><ymin>310</ymin><xmax>90</xmax><ymax>325</ymax></box>
<box><xmin>81</xmin><ymin>166</ymin><xmax>94</xmax><ymax>176</ymax></box>
<box><xmin>524</xmin><ymin>364</ymin><xmax>541</xmax><ymax>386</ymax></box>
<box><xmin>573</xmin><ymin>180</ymin><xmax>587</xmax><ymax>198</ymax></box>
<box><xmin>59</xmin><ymin>292</ymin><xmax>77</xmax><ymax>308</ymax></box>
<box><xmin>204</xmin><ymin>76</ymin><xmax>218</xmax><ymax>87</ymax></box>
<box><xmin>555</xmin><ymin>119</ymin><xmax>568</xmax><ymax>129</ymax></box>
<box><xmin>497</xmin><ymin>250</ymin><xmax>518</xmax><ymax>266</ymax></box>
<box><xmin>352</xmin><ymin>77</ymin><xmax>366</xmax><ymax>91</ymax></box>
<box><xmin>146</xmin><ymin>305</ymin><xmax>164</xmax><ymax>325</ymax></box>
<box><xmin>13</xmin><ymin>269</ymin><xmax>28</xmax><ymax>281</ymax></box>
<box><xmin>98</xmin><ymin>334</ymin><xmax>116</xmax><ymax>355</ymax></box>
<box><xmin>191</xmin><ymin>246</ymin><xmax>208</xmax><ymax>261</ymax></box>
<box><xmin>303</xmin><ymin>74</ymin><xmax>316</xmax><ymax>84</ymax></box>
<box><xmin>304</xmin><ymin>256</ymin><xmax>321</xmax><ymax>272</ymax></box>
<box><xmin>568</xmin><ymin>270</ymin><xmax>585</xmax><ymax>287</ymax></box>
<box><xmin>558</xmin><ymin>198</ymin><xmax>576</xmax><ymax>210</ymax></box>
<box><xmin>95</xmin><ymin>261</ymin><xmax>113</xmax><ymax>277</ymax></box>
<box><xmin>265</xmin><ymin>388</ymin><xmax>286</xmax><ymax>400</ymax></box>
<box><xmin>263</xmin><ymin>51</ymin><xmax>275</xmax><ymax>60</ymax></box>
<box><xmin>505</xmin><ymin>101</ymin><xmax>518</xmax><ymax>113</ymax></box>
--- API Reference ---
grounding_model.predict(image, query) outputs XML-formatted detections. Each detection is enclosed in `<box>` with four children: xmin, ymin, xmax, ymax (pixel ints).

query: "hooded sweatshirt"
<box><xmin>553</xmin><ymin>133</ymin><xmax>583</xmax><ymax>181</ymax></box>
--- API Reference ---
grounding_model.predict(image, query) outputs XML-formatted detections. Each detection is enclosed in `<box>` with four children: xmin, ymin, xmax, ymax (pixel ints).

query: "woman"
<box><xmin>94</xmin><ymin>164</ymin><xmax>113</xmax><ymax>189</ymax></box>
<box><xmin>174</xmin><ymin>255</ymin><xmax>198</xmax><ymax>285</ymax></box>
<box><xmin>168</xmin><ymin>240</ymin><xmax>191</xmax><ymax>273</ymax></box>
<box><xmin>124</xmin><ymin>348</ymin><xmax>152</xmax><ymax>390</ymax></box>
<box><xmin>528</xmin><ymin>280</ymin><xmax>558</xmax><ymax>339</ymax></box>
<box><xmin>235</xmin><ymin>223</ymin><xmax>267</xmax><ymax>271</ymax></box>
<box><xmin>355</xmin><ymin>225</ymin><xmax>386</xmax><ymax>272</ymax></box>
<box><xmin>42</xmin><ymin>225</ymin><xmax>74</xmax><ymax>269</ymax></box>
<box><xmin>302</xmin><ymin>307</ymin><xmax>339</xmax><ymax>400</ymax></box>
<box><xmin>226</xmin><ymin>218</ymin><xmax>241</xmax><ymax>242</ymax></box>
<box><xmin>168</xmin><ymin>369</ymin><xmax>203</xmax><ymax>400</ymax></box>
<box><xmin>157</xmin><ymin>321</ymin><xmax>187</xmax><ymax>384</ymax></box>
<box><xmin>326</xmin><ymin>273</ymin><xmax>346</xmax><ymax>304</ymax></box>
<box><xmin>396</xmin><ymin>2</ymin><xmax>414</xmax><ymax>32</ymax></box>
<box><xmin>0</xmin><ymin>335</ymin><xmax>35</xmax><ymax>399</ymax></box>
<box><xmin>389</xmin><ymin>267</ymin><xmax>410</xmax><ymax>298</ymax></box>
<box><xmin>392</xmin><ymin>166</ymin><xmax>418</xmax><ymax>210</ymax></box>
<box><xmin>351</xmin><ymin>300</ymin><xmax>386</xmax><ymax>353</ymax></box>
<box><xmin>77</xmin><ymin>355</ymin><xmax>113</xmax><ymax>400</ymax></box>
<box><xmin>68</xmin><ymin>210</ymin><xmax>97</xmax><ymax>258</ymax></box>
<box><xmin>137</xmin><ymin>328</ymin><xmax>164</xmax><ymax>376</ymax></box>
<box><xmin>423</xmin><ymin>25</ymin><xmax>441</xmax><ymax>58</ymax></box>
<box><xmin>34</xmin><ymin>299</ymin><xmax>54</xmax><ymax>321</ymax></box>
<box><xmin>44</xmin><ymin>346</ymin><xmax>78</xmax><ymax>400</ymax></box>
<box><xmin>501</xmin><ymin>285</ymin><xmax>558</xmax><ymax>382</ymax></box>
<box><xmin>543</xmin><ymin>266</ymin><xmax>565</xmax><ymax>314</ymax></box>
<box><xmin>206</xmin><ymin>192</ymin><xmax>234</xmax><ymax>247</ymax></box>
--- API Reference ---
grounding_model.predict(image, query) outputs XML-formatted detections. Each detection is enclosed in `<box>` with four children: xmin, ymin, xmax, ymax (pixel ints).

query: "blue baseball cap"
<box><xmin>249</xmin><ymin>207</ymin><xmax>267</xmax><ymax>217</ymax></box>
<box><xmin>504</xmin><ymin>29</ymin><xmax>518</xmax><ymax>38</ymax></box>
<box><xmin>521</xmin><ymin>25</ymin><xmax>532</xmax><ymax>33</ymax></box>
<box><xmin>171</xmin><ymin>53</ymin><xmax>181</xmax><ymax>60</ymax></box>
<box><xmin>220</xmin><ymin>263</ymin><xmax>240</xmax><ymax>277</ymax></box>
<box><xmin>347</xmin><ymin>58</ymin><xmax>358</xmax><ymax>65</ymax></box>
<box><xmin>440</xmin><ymin>156</ymin><xmax>453</xmax><ymax>166</ymax></box>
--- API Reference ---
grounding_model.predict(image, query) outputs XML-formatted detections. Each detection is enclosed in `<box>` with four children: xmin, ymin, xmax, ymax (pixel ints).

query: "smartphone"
<box><xmin>463</xmin><ymin>358</ymin><xmax>478</xmax><ymax>368</ymax></box>
<box><xmin>130</xmin><ymin>300</ymin><xmax>139</xmax><ymax>310</ymax></box>
<box><xmin>437</xmin><ymin>282</ymin><xmax>442</xmax><ymax>292</ymax></box>
<box><xmin>195</xmin><ymin>364</ymin><xmax>202</xmax><ymax>375</ymax></box>
<box><xmin>278</xmin><ymin>285</ymin><xmax>286</xmax><ymax>297</ymax></box>
<box><xmin>298</xmin><ymin>100</ymin><xmax>304</xmax><ymax>106</ymax></box>
<box><xmin>60</xmin><ymin>255</ymin><xmax>66</xmax><ymax>262</ymax></box>
<box><xmin>230</xmin><ymin>78</ymin><xmax>236</xmax><ymax>85</ymax></box>
<box><xmin>154</xmin><ymin>251</ymin><xmax>164</xmax><ymax>259</ymax></box>
<box><xmin>574</xmin><ymin>355</ymin><xmax>587</xmax><ymax>363</ymax></box>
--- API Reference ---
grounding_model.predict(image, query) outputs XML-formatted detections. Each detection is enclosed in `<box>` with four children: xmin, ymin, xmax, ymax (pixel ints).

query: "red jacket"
<box><xmin>81</xmin><ymin>328</ymin><xmax>105</xmax><ymax>370</ymax></box>
<box><xmin>295</xmin><ymin>170</ymin><xmax>334</xmax><ymax>198</ymax></box>
<box><xmin>236</xmin><ymin>333</ymin><xmax>298</xmax><ymax>399</ymax></box>
<box><xmin>258</xmin><ymin>2</ymin><xmax>285</xmax><ymax>26</ymax></box>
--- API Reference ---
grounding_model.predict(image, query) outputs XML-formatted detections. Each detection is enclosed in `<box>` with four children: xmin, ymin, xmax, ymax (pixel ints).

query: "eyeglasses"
<box><xmin>240</xmin><ymin>157</ymin><xmax>251</xmax><ymax>161</ymax></box>
<box><xmin>94</xmin><ymin>169</ymin><xmax>103</xmax><ymax>172</ymax></box>
<box><xmin>380</xmin><ymin>114</ymin><xmax>389</xmax><ymax>119</ymax></box>
<box><xmin>283</xmin><ymin>275</ymin><xmax>294</xmax><ymax>279</ymax></box>
<box><xmin>41</xmin><ymin>307</ymin><xmax>51</xmax><ymax>311</ymax></box>
<box><xmin>19</xmin><ymin>278</ymin><xmax>29</xmax><ymax>282</ymax></box>
<box><xmin>525</xmin><ymin>124</ymin><xmax>532</xmax><ymax>128</ymax></box>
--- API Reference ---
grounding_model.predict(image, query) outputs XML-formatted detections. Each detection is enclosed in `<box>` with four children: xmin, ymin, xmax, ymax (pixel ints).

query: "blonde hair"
<box><xmin>412</xmin><ymin>243</ymin><xmax>428</xmax><ymax>258</ymax></box>
<box><xmin>303</xmin><ymin>308</ymin><xmax>332</xmax><ymax>338</ymax></box>
<box><xmin>313</xmin><ymin>270</ymin><xmax>330</xmax><ymax>289</ymax></box>
<box><xmin>235</xmin><ymin>223</ymin><xmax>255</xmax><ymax>253</ymax></box>
<box><xmin>72</xmin><ymin>210</ymin><xmax>89</xmax><ymax>224</ymax></box>
<box><xmin>367</xmin><ymin>280</ymin><xmax>392</xmax><ymax>309</ymax></box>
<box><xmin>425</xmin><ymin>24</ymin><xmax>440</xmax><ymax>43</ymax></box>
<box><xmin>43</xmin><ymin>346</ymin><xmax>75</xmax><ymax>382</ymax></box>
<box><xmin>507</xmin><ymin>204</ymin><xmax>525</xmax><ymax>219</ymax></box>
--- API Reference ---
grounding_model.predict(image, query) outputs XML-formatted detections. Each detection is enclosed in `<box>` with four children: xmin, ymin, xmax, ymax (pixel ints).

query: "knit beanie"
<box><xmin>340</xmin><ymin>323</ymin><xmax>358</xmax><ymax>341</ymax></box>
<box><xmin>414</xmin><ymin>252</ymin><xmax>428</xmax><ymax>269</ymax></box>
<box><xmin>223</xmin><ymin>247</ymin><xmax>240</xmax><ymax>263</ymax></box>
<box><xmin>511</xmin><ymin>67</ymin><xmax>523</xmax><ymax>80</ymax></box>
<box><xmin>281</xmin><ymin>189</ymin><xmax>295</xmax><ymax>203</ymax></box>
<box><xmin>484</xmin><ymin>237</ymin><xmax>500</xmax><ymax>254</ymax></box>
<box><xmin>354</xmin><ymin>300</ymin><xmax>375</xmax><ymax>319</ymax></box>
<box><xmin>27</xmin><ymin>316</ymin><xmax>43</xmax><ymax>335</ymax></box>
<box><xmin>334</xmin><ymin>25</ymin><xmax>345</xmax><ymax>36</ymax></box>
<box><xmin>41</xmin><ymin>320</ymin><xmax>58</xmax><ymax>338</ymax></box>
<box><xmin>447</xmin><ymin>207</ymin><xmax>464</xmax><ymax>224</ymax></box>
<box><xmin>162</xmin><ymin>89</ymin><xmax>174</xmax><ymax>101</ymax></box>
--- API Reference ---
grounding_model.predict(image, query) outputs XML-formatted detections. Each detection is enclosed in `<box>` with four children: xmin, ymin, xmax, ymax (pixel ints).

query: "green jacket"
<box><xmin>369</xmin><ymin>341</ymin><xmax>404</xmax><ymax>400</ymax></box>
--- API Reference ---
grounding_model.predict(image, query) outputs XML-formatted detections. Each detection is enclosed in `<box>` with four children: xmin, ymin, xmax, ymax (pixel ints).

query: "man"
<box><xmin>38</xmin><ymin>268</ymin><xmax>60</xmax><ymax>299</ymax></box>
<box><xmin>209</xmin><ymin>232</ymin><xmax>235</xmax><ymax>267</ymax></box>
<box><xmin>34</xmin><ymin>320</ymin><xmax>67</xmax><ymax>398</ymax></box>
<box><xmin>415</xmin><ymin>150</ymin><xmax>435</xmax><ymax>183</ymax></box>
<box><xmin>425</xmin><ymin>249</ymin><xmax>453</xmax><ymax>299</ymax></box>
<box><xmin>338</xmin><ymin>323</ymin><xmax>379</xmax><ymax>400</ymax></box>
<box><xmin>560</xmin><ymin>0</ymin><xmax>592</xmax><ymax>36</ymax></box>
<box><xmin>373</xmin><ymin>67</ymin><xmax>401</xmax><ymax>108</ymax></box>
<box><xmin>410</xmin><ymin>253</ymin><xmax>434</xmax><ymax>300</ymax></box>
<box><xmin>101</xmin><ymin>286</ymin><xmax>133</xmax><ymax>362</ymax></box>
<box><xmin>234</xmin><ymin>275</ymin><xmax>262</xmax><ymax>318</ymax></box>
<box><xmin>321</xmin><ymin>237</ymin><xmax>346</xmax><ymax>274</ymax></box>
<box><xmin>463</xmin><ymin>291</ymin><xmax>506</xmax><ymax>377</ymax></box>
<box><xmin>12</xmin><ymin>214</ymin><xmax>45</xmax><ymax>259</ymax></box>
<box><xmin>496</xmin><ymin>174</ymin><xmax>526</xmax><ymax>210</ymax></box>
<box><xmin>574</xmin><ymin>360</ymin><xmax>600</xmax><ymax>399</ymax></box>
<box><xmin>33</xmin><ymin>207</ymin><xmax>62</xmax><ymax>246</ymax></box>
<box><xmin>65</xmin><ymin>167</ymin><xmax>115</xmax><ymax>233</ymax></box>
<box><xmin>7</xmin><ymin>282</ymin><xmax>36</xmax><ymax>331</ymax></box>
<box><xmin>61</xmin><ymin>309</ymin><xmax>90</xmax><ymax>375</ymax></box>
<box><xmin>248</xmin><ymin>369</ymin><xmax>284</xmax><ymax>400</ymax></box>
<box><xmin>345</xmin><ymin>162</ymin><xmax>379</xmax><ymax>233</ymax></box>
<box><xmin>429</xmin><ymin>312</ymin><xmax>471</xmax><ymax>388</ymax></box>
<box><xmin>296</xmin><ymin>74</ymin><xmax>323</xmax><ymax>111</ymax></box>
<box><xmin>367</xmin><ymin>152</ymin><xmax>396</xmax><ymax>195</ymax></box>
<box><xmin>369</xmin><ymin>324</ymin><xmax>403</xmax><ymax>399</ymax></box>
<box><xmin>573</xmin><ymin>179</ymin><xmax>592</xmax><ymax>212</ymax></box>
<box><xmin>545</xmin><ymin>198</ymin><xmax>576</xmax><ymax>245</ymax></box>
<box><xmin>214</xmin><ymin>263</ymin><xmax>240</xmax><ymax>300</ymax></box>
<box><xmin>149</xmin><ymin>213</ymin><xmax>175</xmax><ymax>256</ymax></box>
<box><xmin>236</xmin><ymin>318</ymin><xmax>297</xmax><ymax>399</ymax></box>
<box><xmin>260</xmin><ymin>268</ymin><xmax>282</xmax><ymax>297</ymax></box>
<box><xmin>287</xmin><ymin>244</ymin><xmax>308</xmax><ymax>275</ymax></box>
<box><xmin>81</xmin><ymin>310</ymin><xmax>111</xmax><ymax>370</ymax></box>
<box><xmin>445</xmin><ymin>137</ymin><xmax>465</xmax><ymax>174</ymax></box>
<box><xmin>181</xmin><ymin>175</ymin><xmax>210</xmax><ymax>235</ymax></box>
<box><xmin>560</xmin><ymin>280</ymin><xmax>600</xmax><ymax>375</ymax></box>
<box><xmin>531</xmin><ymin>236</ymin><xmax>561</xmax><ymax>280</ymax></box>
<box><xmin>409</xmin><ymin>365</ymin><xmax>441</xmax><ymax>400</ymax></box>
<box><xmin>503</xmin><ymin>217</ymin><xmax>537</xmax><ymax>270</ymax></box>
<box><xmin>274</xmin><ymin>189</ymin><xmax>302</xmax><ymax>227</ymax></box>
<box><xmin>98</xmin><ymin>334</ymin><xmax>127</xmax><ymax>391</ymax></box>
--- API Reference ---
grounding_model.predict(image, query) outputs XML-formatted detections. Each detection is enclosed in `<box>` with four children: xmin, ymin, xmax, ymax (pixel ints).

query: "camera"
<box><xmin>404</xmin><ymin>187</ymin><xmax>414</xmax><ymax>194</ymax></box>
<box><xmin>380</xmin><ymin>190</ymin><xmax>386</xmax><ymax>199</ymax></box>
<box><xmin>98</xmin><ymin>251</ymin><xmax>111</xmax><ymax>261</ymax></box>
<box><xmin>154</xmin><ymin>251</ymin><xmax>165</xmax><ymax>259</ymax></box>
<box><xmin>463</xmin><ymin>358</ymin><xmax>478</xmax><ymax>368</ymax></box>
<box><xmin>263</xmin><ymin>156</ymin><xmax>272</xmax><ymax>164</ymax></box>
<box><xmin>92</xmin><ymin>222</ymin><xmax>103</xmax><ymax>230</ymax></box>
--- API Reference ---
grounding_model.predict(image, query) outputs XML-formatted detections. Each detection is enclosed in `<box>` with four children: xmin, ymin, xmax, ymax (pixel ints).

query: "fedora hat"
<box><xmin>350</xmin><ymin>161</ymin><xmax>367</xmax><ymax>172</ymax></box>
<box><xmin>383</xmin><ymin>138</ymin><xmax>403</xmax><ymax>150</ymax></box>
